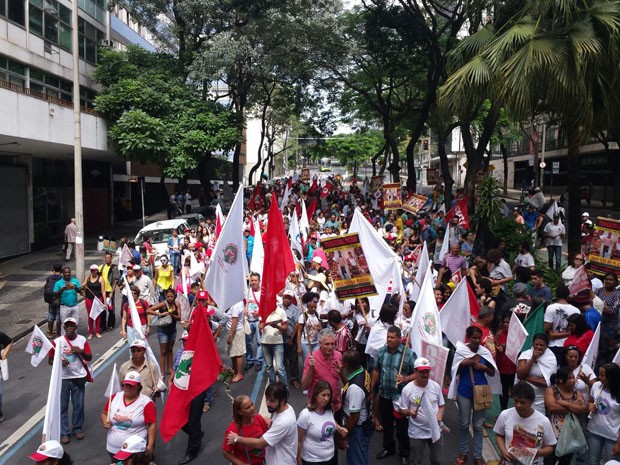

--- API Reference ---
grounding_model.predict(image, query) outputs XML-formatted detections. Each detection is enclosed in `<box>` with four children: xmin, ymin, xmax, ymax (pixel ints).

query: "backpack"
<box><xmin>44</xmin><ymin>275</ymin><xmax>61</xmax><ymax>304</ymax></box>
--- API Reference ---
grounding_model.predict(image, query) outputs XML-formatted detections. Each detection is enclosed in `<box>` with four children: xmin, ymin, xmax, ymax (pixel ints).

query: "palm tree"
<box><xmin>440</xmin><ymin>0</ymin><xmax>620</xmax><ymax>255</ymax></box>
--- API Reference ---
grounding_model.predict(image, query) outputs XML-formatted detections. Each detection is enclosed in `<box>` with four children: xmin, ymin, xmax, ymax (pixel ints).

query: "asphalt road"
<box><xmin>0</xmin><ymin>303</ymin><xmax>471</xmax><ymax>465</ymax></box>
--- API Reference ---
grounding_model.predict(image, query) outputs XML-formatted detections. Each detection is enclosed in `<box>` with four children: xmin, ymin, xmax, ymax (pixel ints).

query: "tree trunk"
<box><xmin>405</xmin><ymin>137</ymin><xmax>417</xmax><ymax>193</ymax></box>
<box><xmin>371</xmin><ymin>144</ymin><xmax>386</xmax><ymax>176</ymax></box>
<box><xmin>565</xmin><ymin>121</ymin><xmax>582</xmax><ymax>257</ymax></box>
<box><xmin>437</xmin><ymin>129</ymin><xmax>454</xmax><ymax>210</ymax></box>
<box><xmin>500</xmin><ymin>142</ymin><xmax>508</xmax><ymax>195</ymax></box>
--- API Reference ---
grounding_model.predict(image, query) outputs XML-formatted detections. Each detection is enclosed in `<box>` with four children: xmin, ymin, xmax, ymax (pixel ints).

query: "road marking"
<box><xmin>0</xmin><ymin>338</ymin><xmax>128</xmax><ymax>464</ymax></box>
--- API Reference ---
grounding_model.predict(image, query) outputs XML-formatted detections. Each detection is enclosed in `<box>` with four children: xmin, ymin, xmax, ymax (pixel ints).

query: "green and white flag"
<box><xmin>25</xmin><ymin>325</ymin><xmax>53</xmax><ymax>367</ymax></box>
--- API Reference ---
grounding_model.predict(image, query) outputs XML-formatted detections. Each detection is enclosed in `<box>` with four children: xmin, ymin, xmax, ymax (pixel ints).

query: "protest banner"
<box><xmin>420</xmin><ymin>340</ymin><xmax>449</xmax><ymax>387</ymax></box>
<box><xmin>321</xmin><ymin>233</ymin><xmax>377</xmax><ymax>299</ymax></box>
<box><xmin>301</xmin><ymin>167</ymin><xmax>310</xmax><ymax>182</ymax></box>
<box><xmin>426</xmin><ymin>168</ymin><xmax>438</xmax><ymax>184</ymax></box>
<box><xmin>382</xmin><ymin>183</ymin><xmax>402</xmax><ymax>210</ymax></box>
<box><xmin>589</xmin><ymin>217</ymin><xmax>620</xmax><ymax>277</ymax></box>
<box><xmin>370</xmin><ymin>175</ymin><xmax>383</xmax><ymax>192</ymax></box>
<box><xmin>402</xmin><ymin>193</ymin><xmax>429</xmax><ymax>215</ymax></box>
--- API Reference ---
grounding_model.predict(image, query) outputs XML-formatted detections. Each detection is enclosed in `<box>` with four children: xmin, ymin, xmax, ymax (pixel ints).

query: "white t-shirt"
<box><xmin>342</xmin><ymin>383</ymin><xmax>368</xmax><ymax>424</ymax></box>
<box><xmin>247</xmin><ymin>289</ymin><xmax>261</xmax><ymax>321</ymax></box>
<box><xmin>105</xmin><ymin>393</ymin><xmax>155</xmax><ymax>453</ymax></box>
<box><xmin>54</xmin><ymin>335</ymin><xmax>90</xmax><ymax>380</ymax></box>
<box><xmin>297</xmin><ymin>408</ymin><xmax>337</xmax><ymax>462</ymax></box>
<box><xmin>298</xmin><ymin>313</ymin><xmax>321</xmax><ymax>345</ymax></box>
<box><xmin>493</xmin><ymin>407</ymin><xmax>557</xmax><ymax>465</ymax></box>
<box><xmin>544</xmin><ymin>222</ymin><xmax>565</xmax><ymax>246</ymax></box>
<box><xmin>399</xmin><ymin>380</ymin><xmax>444</xmax><ymax>439</ymax></box>
<box><xmin>515</xmin><ymin>253</ymin><xmax>535</xmax><ymax>269</ymax></box>
<box><xmin>226</xmin><ymin>301</ymin><xmax>246</xmax><ymax>332</ymax></box>
<box><xmin>263</xmin><ymin>405</ymin><xmax>298</xmax><ymax>465</ymax></box>
<box><xmin>587</xmin><ymin>381</ymin><xmax>620</xmax><ymax>441</ymax></box>
<box><xmin>261</xmin><ymin>308</ymin><xmax>287</xmax><ymax>344</ymax></box>
<box><xmin>572</xmin><ymin>364</ymin><xmax>596</xmax><ymax>403</ymax></box>
<box><xmin>544</xmin><ymin>303</ymin><xmax>580</xmax><ymax>347</ymax></box>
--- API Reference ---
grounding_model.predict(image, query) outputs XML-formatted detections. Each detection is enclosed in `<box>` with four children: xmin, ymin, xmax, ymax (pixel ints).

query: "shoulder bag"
<box><xmin>469</xmin><ymin>365</ymin><xmax>492</xmax><ymax>411</ymax></box>
<box><xmin>555</xmin><ymin>412</ymin><xmax>586</xmax><ymax>456</ymax></box>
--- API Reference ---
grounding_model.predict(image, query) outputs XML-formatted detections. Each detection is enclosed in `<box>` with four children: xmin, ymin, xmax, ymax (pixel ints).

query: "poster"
<box><xmin>321</xmin><ymin>233</ymin><xmax>377</xmax><ymax>300</ymax></box>
<box><xmin>301</xmin><ymin>168</ymin><xmax>310</xmax><ymax>182</ymax></box>
<box><xmin>382</xmin><ymin>183</ymin><xmax>402</xmax><ymax>210</ymax></box>
<box><xmin>589</xmin><ymin>217</ymin><xmax>620</xmax><ymax>277</ymax></box>
<box><xmin>370</xmin><ymin>175</ymin><xmax>383</xmax><ymax>192</ymax></box>
<box><xmin>426</xmin><ymin>168</ymin><xmax>438</xmax><ymax>184</ymax></box>
<box><xmin>402</xmin><ymin>193</ymin><xmax>429</xmax><ymax>215</ymax></box>
<box><xmin>420</xmin><ymin>340</ymin><xmax>449</xmax><ymax>387</ymax></box>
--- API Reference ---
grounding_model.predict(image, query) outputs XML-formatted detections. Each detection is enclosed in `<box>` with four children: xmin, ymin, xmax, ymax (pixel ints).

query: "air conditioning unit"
<box><xmin>100</xmin><ymin>39</ymin><xmax>114</xmax><ymax>47</ymax></box>
<box><xmin>44</xmin><ymin>41</ymin><xmax>59</xmax><ymax>54</ymax></box>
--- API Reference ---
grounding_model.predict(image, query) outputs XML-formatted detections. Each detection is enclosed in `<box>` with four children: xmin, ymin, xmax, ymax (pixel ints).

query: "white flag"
<box><xmin>438</xmin><ymin>227</ymin><xmax>450</xmax><ymax>263</ymax></box>
<box><xmin>299</xmin><ymin>200</ymin><xmax>309</xmax><ymax>242</ymax></box>
<box><xmin>289</xmin><ymin>212</ymin><xmax>303</xmax><ymax>257</ymax></box>
<box><xmin>409</xmin><ymin>264</ymin><xmax>442</xmax><ymax>357</ymax></box>
<box><xmin>119</xmin><ymin>244</ymin><xmax>133</xmax><ymax>268</ymax></box>
<box><xmin>189</xmin><ymin>252</ymin><xmax>203</xmax><ymax>278</ymax></box>
<box><xmin>506</xmin><ymin>312</ymin><xmax>529</xmax><ymax>364</ymax></box>
<box><xmin>250</xmin><ymin>219</ymin><xmax>264</xmax><ymax>274</ymax></box>
<box><xmin>204</xmin><ymin>185</ymin><xmax>248</xmax><ymax>310</ymax></box>
<box><xmin>409</xmin><ymin>241</ymin><xmax>430</xmax><ymax>303</ymax></box>
<box><xmin>42</xmin><ymin>337</ymin><xmax>62</xmax><ymax>441</ymax></box>
<box><xmin>582</xmin><ymin>322</ymin><xmax>601</xmax><ymax>370</ymax></box>
<box><xmin>280</xmin><ymin>179</ymin><xmax>291</xmax><ymax>209</ymax></box>
<box><xmin>105</xmin><ymin>363</ymin><xmax>121</xmax><ymax>398</ymax></box>
<box><xmin>613</xmin><ymin>347</ymin><xmax>620</xmax><ymax>365</ymax></box>
<box><xmin>89</xmin><ymin>297</ymin><xmax>106</xmax><ymax>321</ymax></box>
<box><xmin>546</xmin><ymin>200</ymin><xmax>558</xmax><ymax>220</ymax></box>
<box><xmin>25</xmin><ymin>325</ymin><xmax>54</xmax><ymax>367</ymax></box>
<box><xmin>439</xmin><ymin>279</ymin><xmax>471</xmax><ymax>347</ymax></box>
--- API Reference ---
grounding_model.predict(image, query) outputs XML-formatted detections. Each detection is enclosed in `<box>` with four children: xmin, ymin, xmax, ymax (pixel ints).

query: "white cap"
<box><xmin>122</xmin><ymin>371</ymin><xmax>142</xmax><ymax>386</ymax></box>
<box><xmin>113</xmin><ymin>435</ymin><xmax>147</xmax><ymax>460</ymax></box>
<box><xmin>130</xmin><ymin>339</ymin><xmax>147</xmax><ymax>349</ymax></box>
<box><xmin>582</xmin><ymin>212</ymin><xmax>590</xmax><ymax>217</ymax></box>
<box><xmin>89</xmin><ymin>264</ymin><xmax>99</xmax><ymax>270</ymax></box>
<box><xmin>311</xmin><ymin>256</ymin><xmax>322</xmax><ymax>265</ymax></box>
<box><xmin>132</xmin><ymin>264</ymin><xmax>142</xmax><ymax>270</ymax></box>
<box><xmin>414</xmin><ymin>357</ymin><xmax>432</xmax><ymax>371</ymax></box>
<box><xmin>29</xmin><ymin>440</ymin><xmax>64</xmax><ymax>461</ymax></box>
<box><xmin>63</xmin><ymin>317</ymin><xmax>78</xmax><ymax>326</ymax></box>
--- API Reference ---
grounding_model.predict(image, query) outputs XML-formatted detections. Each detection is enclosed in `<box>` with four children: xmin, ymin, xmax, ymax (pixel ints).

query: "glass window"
<box><xmin>8</xmin><ymin>0</ymin><xmax>25</xmax><ymax>25</ymax></box>
<box><xmin>9</xmin><ymin>75</ymin><xmax>25</xmax><ymax>87</ymax></box>
<box><xmin>0</xmin><ymin>0</ymin><xmax>6</xmax><ymax>17</ymax></box>
<box><xmin>58</xmin><ymin>4</ymin><xmax>70</xmax><ymax>24</ymax></box>
<box><xmin>8</xmin><ymin>60</ymin><xmax>25</xmax><ymax>75</ymax></box>
<box><xmin>29</xmin><ymin>5</ymin><xmax>43</xmax><ymax>34</ymax></box>
<box><xmin>59</xmin><ymin>22</ymin><xmax>71</xmax><ymax>49</ymax></box>
<box><xmin>30</xmin><ymin>0</ymin><xmax>41</xmax><ymax>7</ymax></box>
<box><xmin>30</xmin><ymin>68</ymin><xmax>44</xmax><ymax>81</ymax></box>
<box><xmin>43</xmin><ymin>13</ymin><xmax>57</xmax><ymax>42</ymax></box>
<box><xmin>0</xmin><ymin>57</ymin><xmax>6</xmax><ymax>69</ymax></box>
<box><xmin>30</xmin><ymin>81</ymin><xmax>45</xmax><ymax>94</ymax></box>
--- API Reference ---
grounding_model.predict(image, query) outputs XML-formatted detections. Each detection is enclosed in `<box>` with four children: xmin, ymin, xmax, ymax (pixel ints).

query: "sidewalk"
<box><xmin>0</xmin><ymin>212</ymin><xmax>167</xmax><ymax>340</ymax></box>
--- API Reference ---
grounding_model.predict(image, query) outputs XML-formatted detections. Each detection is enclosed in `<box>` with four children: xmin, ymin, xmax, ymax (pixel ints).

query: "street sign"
<box><xmin>539</xmin><ymin>161</ymin><xmax>546</xmax><ymax>168</ymax></box>
<box><xmin>552</xmin><ymin>161</ymin><xmax>560</xmax><ymax>174</ymax></box>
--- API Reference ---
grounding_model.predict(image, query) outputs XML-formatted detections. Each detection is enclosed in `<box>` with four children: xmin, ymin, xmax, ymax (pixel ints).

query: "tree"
<box><xmin>307</xmin><ymin>132</ymin><xmax>384</xmax><ymax>176</ymax></box>
<box><xmin>93</xmin><ymin>46</ymin><xmax>241</xmax><ymax>188</ymax></box>
<box><xmin>440</xmin><ymin>0</ymin><xmax>620</xmax><ymax>255</ymax></box>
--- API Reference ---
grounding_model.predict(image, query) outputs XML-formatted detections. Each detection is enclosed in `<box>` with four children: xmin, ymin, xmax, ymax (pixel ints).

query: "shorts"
<box><xmin>48</xmin><ymin>304</ymin><xmax>60</xmax><ymax>322</ymax></box>
<box><xmin>157</xmin><ymin>324</ymin><xmax>177</xmax><ymax>344</ymax></box>
<box><xmin>227</xmin><ymin>328</ymin><xmax>246</xmax><ymax>358</ymax></box>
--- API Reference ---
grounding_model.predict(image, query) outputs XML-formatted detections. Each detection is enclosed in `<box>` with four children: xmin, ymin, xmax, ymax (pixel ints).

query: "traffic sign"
<box><xmin>539</xmin><ymin>161</ymin><xmax>546</xmax><ymax>168</ymax></box>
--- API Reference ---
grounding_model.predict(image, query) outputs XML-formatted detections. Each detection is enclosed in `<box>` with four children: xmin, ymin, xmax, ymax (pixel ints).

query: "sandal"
<box><xmin>373</xmin><ymin>420</ymin><xmax>384</xmax><ymax>432</ymax></box>
<box><xmin>454</xmin><ymin>454</ymin><xmax>467</xmax><ymax>465</ymax></box>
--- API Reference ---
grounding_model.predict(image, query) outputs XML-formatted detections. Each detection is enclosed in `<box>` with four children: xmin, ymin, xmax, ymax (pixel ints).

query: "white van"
<box><xmin>134</xmin><ymin>219</ymin><xmax>190</xmax><ymax>259</ymax></box>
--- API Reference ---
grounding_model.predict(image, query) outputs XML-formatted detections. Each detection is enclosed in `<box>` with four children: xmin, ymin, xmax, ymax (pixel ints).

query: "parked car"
<box><xmin>177</xmin><ymin>213</ymin><xmax>205</xmax><ymax>229</ymax></box>
<box><xmin>134</xmin><ymin>219</ymin><xmax>190</xmax><ymax>261</ymax></box>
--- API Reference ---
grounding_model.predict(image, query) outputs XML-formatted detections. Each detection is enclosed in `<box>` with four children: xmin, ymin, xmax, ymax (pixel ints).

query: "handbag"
<box><xmin>555</xmin><ymin>412</ymin><xmax>587</xmax><ymax>456</ymax></box>
<box><xmin>0</xmin><ymin>358</ymin><xmax>8</xmax><ymax>381</ymax></box>
<box><xmin>154</xmin><ymin>313</ymin><xmax>173</xmax><ymax>327</ymax></box>
<box><xmin>469</xmin><ymin>365</ymin><xmax>492</xmax><ymax>411</ymax></box>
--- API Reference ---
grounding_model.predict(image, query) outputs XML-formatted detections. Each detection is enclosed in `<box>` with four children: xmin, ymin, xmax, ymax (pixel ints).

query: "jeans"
<box><xmin>245</xmin><ymin>320</ymin><xmax>263</xmax><ymax>364</ymax></box>
<box><xmin>61</xmin><ymin>379</ymin><xmax>85</xmax><ymax>436</ymax></box>
<box><xmin>59</xmin><ymin>305</ymin><xmax>79</xmax><ymax>335</ymax></box>
<box><xmin>347</xmin><ymin>424</ymin><xmax>373</xmax><ymax>465</ymax></box>
<box><xmin>204</xmin><ymin>385</ymin><xmax>215</xmax><ymax>406</ymax></box>
<box><xmin>547</xmin><ymin>245</ymin><xmax>562</xmax><ymax>271</ymax></box>
<box><xmin>284</xmin><ymin>340</ymin><xmax>299</xmax><ymax>383</ymax></box>
<box><xmin>411</xmin><ymin>438</ymin><xmax>442</xmax><ymax>465</ymax></box>
<box><xmin>262</xmin><ymin>343</ymin><xmax>287</xmax><ymax>386</ymax></box>
<box><xmin>587</xmin><ymin>431</ymin><xmax>619</xmax><ymax>465</ymax></box>
<box><xmin>170</xmin><ymin>252</ymin><xmax>181</xmax><ymax>275</ymax></box>
<box><xmin>457</xmin><ymin>394</ymin><xmax>485</xmax><ymax>459</ymax></box>
<box><xmin>379</xmin><ymin>395</ymin><xmax>410</xmax><ymax>457</ymax></box>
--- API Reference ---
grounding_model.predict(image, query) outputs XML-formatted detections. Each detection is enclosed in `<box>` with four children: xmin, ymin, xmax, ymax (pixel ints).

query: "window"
<box><xmin>0</xmin><ymin>0</ymin><xmax>6</xmax><ymax>18</ymax></box>
<box><xmin>78</xmin><ymin>17</ymin><xmax>103</xmax><ymax>64</ymax></box>
<box><xmin>0</xmin><ymin>56</ymin><xmax>26</xmax><ymax>87</ymax></box>
<box><xmin>29</xmin><ymin>0</ymin><xmax>72</xmax><ymax>50</ymax></box>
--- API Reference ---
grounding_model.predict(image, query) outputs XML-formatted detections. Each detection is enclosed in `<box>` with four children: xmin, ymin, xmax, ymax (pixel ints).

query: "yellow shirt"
<box><xmin>156</xmin><ymin>265</ymin><xmax>174</xmax><ymax>291</ymax></box>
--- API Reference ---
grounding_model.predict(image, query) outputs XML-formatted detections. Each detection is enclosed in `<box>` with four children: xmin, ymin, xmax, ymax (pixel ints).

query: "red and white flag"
<box><xmin>280</xmin><ymin>177</ymin><xmax>293</xmax><ymax>209</ymax></box>
<box><xmin>409</xmin><ymin>241</ymin><xmax>430</xmax><ymax>303</ymax></box>
<box><xmin>25</xmin><ymin>324</ymin><xmax>53</xmax><ymax>367</ymax></box>
<box><xmin>582</xmin><ymin>322</ymin><xmax>601</xmax><ymax>370</ymax></box>
<box><xmin>206</xmin><ymin>204</ymin><xmax>224</xmax><ymax>258</ymax></box>
<box><xmin>42</xmin><ymin>337</ymin><xmax>63</xmax><ymax>442</ymax></box>
<box><xmin>119</xmin><ymin>244</ymin><xmax>133</xmax><ymax>268</ymax></box>
<box><xmin>259</xmin><ymin>200</ymin><xmax>295</xmax><ymax>321</ymax></box>
<box><xmin>160</xmin><ymin>309</ymin><xmax>222</xmax><ymax>442</ymax></box>
<box><xmin>299</xmin><ymin>199</ymin><xmax>310</xmax><ymax>242</ymax></box>
<box><xmin>568</xmin><ymin>266</ymin><xmax>590</xmax><ymax>296</ymax></box>
<box><xmin>306</xmin><ymin>197</ymin><xmax>318</xmax><ymax>222</ymax></box>
<box><xmin>105</xmin><ymin>363</ymin><xmax>121</xmax><ymax>398</ymax></box>
<box><xmin>250</xmin><ymin>219</ymin><xmax>264</xmax><ymax>275</ymax></box>
<box><xmin>505</xmin><ymin>312</ymin><xmax>529</xmax><ymax>364</ymax></box>
<box><xmin>445</xmin><ymin>197</ymin><xmax>470</xmax><ymax>229</ymax></box>
<box><xmin>308</xmin><ymin>176</ymin><xmax>318</xmax><ymax>196</ymax></box>
<box><xmin>320</xmin><ymin>182</ymin><xmax>332</xmax><ymax>199</ymax></box>
<box><xmin>248</xmin><ymin>184</ymin><xmax>263</xmax><ymax>211</ymax></box>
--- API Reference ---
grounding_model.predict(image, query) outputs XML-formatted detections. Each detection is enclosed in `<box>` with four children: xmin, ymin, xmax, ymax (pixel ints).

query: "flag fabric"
<box><xmin>89</xmin><ymin>297</ymin><xmax>106</xmax><ymax>321</ymax></box>
<box><xmin>467</xmin><ymin>280</ymin><xmax>481</xmax><ymax>320</ymax></box>
<box><xmin>436</xmin><ymin>203</ymin><xmax>446</xmax><ymax>215</ymax></box>
<box><xmin>160</xmin><ymin>309</ymin><xmax>223</xmax><ymax>442</ymax></box>
<box><xmin>259</xmin><ymin>200</ymin><xmax>296</xmax><ymax>321</ymax></box>
<box><xmin>105</xmin><ymin>363</ymin><xmax>121</xmax><ymax>398</ymax></box>
<box><xmin>280</xmin><ymin>177</ymin><xmax>292</xmax><ymax>209</ymax></box>
<box><xmin>289</xmin><ymin>211</ymin><xmax>303</xmax><ymax>257</ymax></box>
<box><xmin>306</xmin><ymin>197</ymin><xmax>318</xmax><ymax>223</ymax></box>
<box><xmin>582</xmin><ymin>322</ymin><xmax>601</xmax><ymax>370</ymax></box>
<box><xmin>409</xmin><ymin>264</ymin><xmax>442</xmax><ymax>357</ymax></box>
<box><xmin>613</xmin><ymin>347</ymin><xmax>620</xmax><ymax>365</ymax></box>
<box><xmin>445</xmin><ymin>196</ymin><xmax>470</xmax><ymax>229</ymax></box>
<box><xmin>438</xmin><ymin>228</ymin><xmax>450</xmax><ymax>262</ymax></box>
<box><xmin>250</xmin><ymin>219</ymin><xmax>264</xmax><ymax>274</ymax></box>
<box><xmin>299</xmin><ymin>200</ymin><xmax>310</xmax><ymax>242</ymax></box>
<box><xmin>42</xmin><ymin>336</ymin><xmax>62</xmax><ymax>441</ymax></box>
<box><xmin>320</xmin><ymin>182</ymin><xmax>332</xmax><ymax>199</ymax></box>
<box><xmin>568</xmin><ymin>266</ymin><xmax>590</xmax><ymax>296</ymax></box>
<box><xmin>409</xmin><ymin>241</ymin><xmax>430</xmax><ymax>303</ymax></box>
<box><xmin>119</xmin><ymin>244</ymin><xmax>133</xmax><ymax>268</ymax></box>
<box><xmin>506</xmin><ymin>312</ymin><xmax>529</xmax><ymax>364</ymax></box>
<box><xmin>204</xmin><ymin>185</ymin><xmax>248</xmax><ymax>310</ymax></box>
<box><xmin>440</xmin><ymin>279</ymin><xmax>472</xmax><ymax>347</ymax></box>
<box><xmin>451</xmin><ymin>269</ymin><xmax>463</xmax><ymax>285</ymax></box>
<box><xmin>308</xmin><ymin>176</ymin><xmax>318</xmax><ymax>196</ymax></box>
<box><xmin>522</xmin><ymin>303</ymin><xmax>546</xmax><ymax>351</ymax></box>
<box><xmin>546</xmin><ymin>200</ymin><xmax>559</xmax><ymax>220</ymax></box>
<box><xmin>248</xmin><ymin>184</ymin><xmax>263</xmax><ymax>211</ymax></box>
<box><xmin>25</xmin><ymin>325</ymin><xmax>53</xmax><ymax>367</ymax></box>
<box><xmin>206</xmin><ymin>205</ymin><xmax>224</xmax><ymax>258</ymax></box>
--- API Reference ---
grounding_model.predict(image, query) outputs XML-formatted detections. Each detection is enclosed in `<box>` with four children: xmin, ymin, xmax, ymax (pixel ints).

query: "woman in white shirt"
<box><xmin>587</xmin><ymin>363</ymin><xmax>620</xmax><ymax>465</ymax></box>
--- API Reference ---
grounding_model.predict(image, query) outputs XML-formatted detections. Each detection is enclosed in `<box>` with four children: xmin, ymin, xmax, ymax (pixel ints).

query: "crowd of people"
<box><xmin>15</xmin><ymin>174</ymin><xmax>620</xmax><ymax>465</ymax></box>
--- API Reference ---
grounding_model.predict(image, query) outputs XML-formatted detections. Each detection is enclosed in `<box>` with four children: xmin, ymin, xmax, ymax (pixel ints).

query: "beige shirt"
<box><xmin>261</xmin><ymin>308</ymin><xmax>287</xmax><ymax>345</ymax></box>
<box><xmin>118</xmin><ymin>358</ymin><xmax>159</xmax><ymax>398</ymax></box>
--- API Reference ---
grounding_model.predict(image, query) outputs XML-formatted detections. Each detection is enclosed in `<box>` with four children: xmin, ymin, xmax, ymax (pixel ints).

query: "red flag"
<box><xmin>248</xmin><ymin>184</ymin><xmax>263</xmax><ymax>211</ymax></box>
<box><xmin>160</xmin><ymin>308</ymin><xmax>222</xmax><ymax>442</ymax></box>
<box><xmin>206</xmin><ymin>207</ymin><xmax>224</xmax><ymax>258</ymax></box>
<box><xmin>467</xmin><ymin>279</ymin><xmax>481</xmax><ymax>320</ymax></box>
<box><xmin>306</xmin><ymin>197</ymin><xmax>318</xmax><ymax>222</ymax></box>
<box><xmin>320</xmin><ymin>182</ymin><xmax>332</xmax><ymax>199</ymax></box>
<box><xmin>308</xmin><ymin>176</ymin><xmax>318</xmax><ymax>196</ymax></box>
<box><xmin>568</xmin><ymin>266</ymin><xmax>590</xmax><ymax>296</ymax></box>
<box><xmin>249</xmin><ymin>217</ymin><xmax>255</xmax><ymax>237</ymax></box>
<box><xmin>259</xmin><ymin>200</ymin><xmax>295</xmax><ymax>321</ymax></box>
<box><xmin>445</xmin><ymin>196</ymin><xmax>470</xmax><ymax>229</ymax></box>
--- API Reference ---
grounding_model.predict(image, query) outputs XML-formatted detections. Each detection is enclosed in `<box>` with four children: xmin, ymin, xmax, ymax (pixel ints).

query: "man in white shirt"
<box><xmin>399</xmin><ymin>357</ymin><xmax>445</xmax><ymax>465</ymax></box>
<box><xmin>226</xmin><ymin>382</ymin><xmax>297</xmax><ymax>465</ymax></box>
<box><xmin>544</xmin><ymin>214</ymin><xmax>565</xmax><ymax>271</ymax></box>
<box><xmin>245</xmin><ymin>272</ymin><xmax>264</xmax><ymax>370</ymax></box>
<box><xmin>544</xmin><ymin>285</ymin><xmax>580</xmax><ymax>365</ymax></box>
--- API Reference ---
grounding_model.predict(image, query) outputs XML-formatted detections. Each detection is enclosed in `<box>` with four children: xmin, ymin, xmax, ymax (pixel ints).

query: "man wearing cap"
<box><xmin>52</xmin><ymin>267</ymin><xmax>82</xmax><ymax>334</ymax></box>
<box><xmin>28</xmin><ymin>440</ymin><xmax>68</xmax><ymax>463</ymax></box>
<box><xmin>49</xmin><ymin>317</ymin><xmax>92</xmax><ymax>444</ymax></box>
<box><xmin>281</xmin><ymin>290</ymin><xmax>301</xmax><ymax>389</ymax></box>
<box><xmin>543</xmin><ymin>213</ymin><xmax>565</xmax><ymax>271</ymax></box>
<box><xmin>371</xmin><ymin>326</ymin><xmax>416</xmax><ymax>464</ymax></box>
<box><xmin>260</xmin><ymin>294</ymin><xmax>288</xmax><ymax>386</ymax></box>
<box><xmin>245</xmin><ymin>272</ymin><xmax>263</xmax><ymax>371</ymax></box>
<box><xmin>399</xmin><ymin>357</ymin><xmax>445</xmax><ymax>465</ymax></box>
<box><xmin>119</xmin><ymin>339</ymin><xmax>159</xmax><ymax>398</ymax></box>
<box><xmin>132</xmin><ymin>265</ymin><xmax>155</xmax><ymax>305</ymax></box>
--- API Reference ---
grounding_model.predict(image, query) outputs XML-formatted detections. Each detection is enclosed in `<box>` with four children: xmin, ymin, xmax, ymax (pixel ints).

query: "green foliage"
<box><xmin>490</xmin><ymin>217</ymin><xmax>532</xmax><ymax>263</ymax></box>
<box><xmin>473</xmin><ymin>176</ymin><xmax>504</xmax><ymax>227</ymax></box>
<box><xmin>306</xmin><ymin>132</ymin><xmax>384</xmax><ymax>169</ymax></box>
<box><xmin>94</xmin><ymin>46</ymin><xmax>241</xmax><ymax>178</ymax></box>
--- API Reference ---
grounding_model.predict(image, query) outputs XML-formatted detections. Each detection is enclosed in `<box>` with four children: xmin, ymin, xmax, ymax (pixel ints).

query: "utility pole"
<box><xmin>72</xmin><ymin>0</ymin><xmax>84</xmax><ymax>279</ymax></box>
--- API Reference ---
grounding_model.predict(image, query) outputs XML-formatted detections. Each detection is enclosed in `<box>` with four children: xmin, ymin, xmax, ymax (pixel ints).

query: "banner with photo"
<box><xmin>321</xmin><ymin>233</ymin><xmax>378</xmax><ymax>300</ymax></box>
<box><xmin>382</xmin><ymin>183</ymin><xmax>402</xmax><ymax>210</ymax></box>
<box><xmin>589</xmin><ymin>217</ymin><xmax>620</xmax><ymax>277</ymax></box>
<box><xmin>420</xmin><ymin>340</ymin><xmax>449</xmax><ymax>387</ymax></box>
<box><xmin>301</xmin><ymin>168</ymin><xmax>310</xmax><ymax>182</ymax></box>
<box><xmin>402</xmin><ymin>193</ymin><xmax>429</xmax><ymax>215</ymax></box>
<box><xmin>370</xmin><ymin>175</ymin><xmax>383</xmax><ymax>192</ymax></box>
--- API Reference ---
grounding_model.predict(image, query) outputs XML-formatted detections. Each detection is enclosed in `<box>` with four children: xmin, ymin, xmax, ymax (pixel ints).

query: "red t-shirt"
<box><xmin>495</xmin><ymin>330</ymin><xmax>516</xmax><ymax>374</ymax></box>
<box><xmin>123</xmin><ymin>300</ymin><xmax>149</xmax><ymax>327</ymax></box>
<box><xmin>564</xmin><ymin>331</ymin><xmax>594</xmax><ymax>357</ymax></box>
<box><xmin>221</xmin><ymin>415</ymin><xmax>269</xmax><ymax>465</ymax></box>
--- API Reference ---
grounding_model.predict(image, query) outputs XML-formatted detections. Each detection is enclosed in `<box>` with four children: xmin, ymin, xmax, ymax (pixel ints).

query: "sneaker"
<box><xmin>87</xmin><ymin>334</ymin><xmax>93</xmax><ymax>340</ymax></box>
<box><xmin>95</xmin><ymin>333</ymin><xmax>102</xmax><ymax>339</ymax></box>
